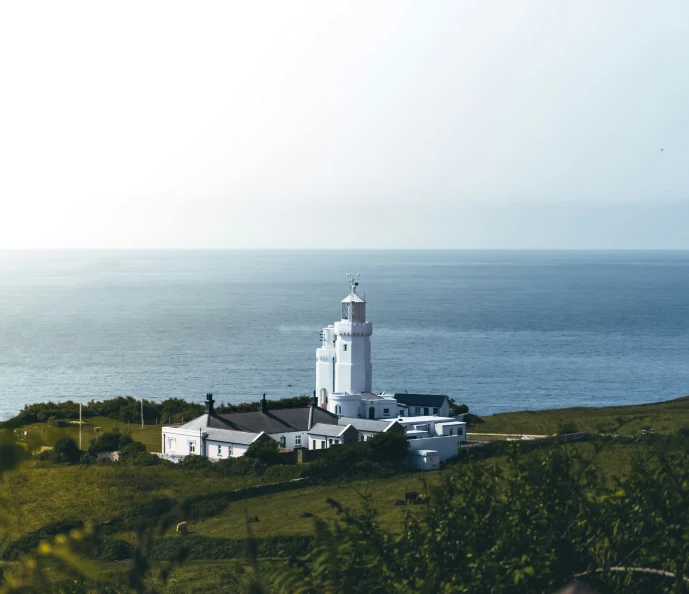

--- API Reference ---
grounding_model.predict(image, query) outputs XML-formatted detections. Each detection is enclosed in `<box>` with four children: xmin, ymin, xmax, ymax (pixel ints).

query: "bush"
<box><xmin>556</xmin><ymin>422</ymin><xmax>579</xmax><ymax>436</ymax></box>
<box><xmin>449</xmin><ymin>398</ymin><xmax>469</xmax><ymax>416</ymax></box>
<box><xmin>180</xmin><ymin>455</ymin><xmax>213</xmax><ymax>471</ymax></box>
<box><xmin>366</xmin><ymin>432</ymin><xmax>409</xmax><ymax>463</ymax></box>
<box><xmin>53</xmin><ymin>437</ymin><xmax>82</xmax><ymax>464</ymax></box>
<box><xmin>213</xmin><ymin>456</ymin><xmax>267</xmax><ymax>476</ymax></box>
<box><xmin>245</xmin><ymin>439</ymin><xmax>283</xmax><ymax>465</ymax></box>
<box><xmin>88</xmin><ymin>429</ymin><xmax>133</xmax><ymax>454</ymax></box>
<box><xmin>93</xmin><ymin>539</ymin><xmax>134</xmax><ymax>562</ymax></box>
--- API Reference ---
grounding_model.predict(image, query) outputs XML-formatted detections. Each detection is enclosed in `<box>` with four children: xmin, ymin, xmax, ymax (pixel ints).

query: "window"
<box><xmin>335</xmin><ymin>404</ymin><xmax>342</xmax><ymax>415</ymax></box>
<box><xmin>167</xmin><ymin>438</ymin><xmax>175</xmax><ymax>452</ymax></box>
<box><xmin>329</xmin><ymin>439</ymin><xmax>334</xmax><ymax>445</ymax></box>
<box><xmin>217</xmin><ymin>445</ymin><xmax>222</xmax><ymax>456</ymax></box>
<box><xmin>343</xmin><ymin>344</ymin><xmax>347</xmax><ymax>351</ymax></box>
<box><xmin>279</xmin><ymin>436</ymin><xmax>286</xmax><ymax>448</ymax></box>
<box><xmin>424</xmin><ymin>407</ymin><xmax>429</xmax><ymax>415</ymax></box>
<box><xmin>321</xmin><ymin>440</ymin><xmax>326</xmax><ymax>449</ymax></box>
<box><xmin>449</xmin><ymin>428</ymin><xmax>453</xmax><ymax>435</ymax></box>
<box><xmin>189</xmin><ymin>441</ymin><xmax>196</xmax><ymax>454</ymax></box>
<box><xmin>341</xmin><ymin>303</ymin><xmax>350</xmax><ymax>319</ymax></box>
<box><xmin>433</xmin><ymin>407</ymin><xmax>439</xmax><ymax>415</ymax></box>
<box><xmin>228</xmin><ymin>444</ymin><xmax>233</xmax><ymax>456</ymax></box>
<box><xmin>359</xmin><ymin>434</ymin><xmax>364</xmax><ymax>441</ymax></box>
<box><xmin>295</xmin><ymin>435</ymin><xmax>302</xmax><ymax>446</ymax></box>
<box><xmin>458</xmin><ymin>429</ymin><xmax>464</xmax><ymax>437</ymax></box>
<box><xmin>399</xmin><ymin>410</ymin><xmax>405</xmax><ymax>416</ymax></box>
<box><xmin>383</xmin><ymin>408</ymin><xmax>390</xmax><ymax>416</ymax></box>
<box><xmin>415</xmin><ymin>407</ymin><xmax>421</xmax><ymax>415</ymax></box>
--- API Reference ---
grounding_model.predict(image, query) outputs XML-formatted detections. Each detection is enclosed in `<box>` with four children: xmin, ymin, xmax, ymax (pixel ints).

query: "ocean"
<box><xmin>1</xmin><ymin>250</ymin><xmax>688</xmax><ymax>421</ymax></box>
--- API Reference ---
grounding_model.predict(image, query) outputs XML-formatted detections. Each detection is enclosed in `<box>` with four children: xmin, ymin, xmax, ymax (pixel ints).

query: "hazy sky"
<box><xmin>1</xmin><ymin>1</ymin><xmax>688</xmax><ymax>249</ymax></box>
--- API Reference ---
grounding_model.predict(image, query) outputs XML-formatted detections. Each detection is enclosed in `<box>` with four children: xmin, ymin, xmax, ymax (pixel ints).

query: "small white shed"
<box><xmin>410</xmin><ymin>449</ymin><xmax>440</xmax><ymax>471</ymax></box>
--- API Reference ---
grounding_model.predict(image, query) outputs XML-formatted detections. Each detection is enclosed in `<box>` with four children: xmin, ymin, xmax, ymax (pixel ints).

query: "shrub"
<box><xmin>180</xmin><ymin>455</ymin><xmax>213</xmax><ymax>471</ymax></box>
<box><xmin>366</xmin><ymin>432</ymin><xmax>409</xmax><ymax>463</ymax></box>
<box><xmin>556</xmin><ymin>422</ymin><xmax>579</xmax><ymax>436</ymax></box>
<box><xmin>245</xmin><ymin>439</ymin><xmax>283</xmax><ymax>465</ymax></box>
<box><xmin>449</xmin><ymin>398</ymin><xmax>469</xmax><ymax>416</ymax></box>
<box><xmin>53</xmin><ymin>437</ymin><xmax>82</xmax><ymax>464</ymax></box>
<box><xmin>88</xmin><ymin>429</ymin><xmax>133</xmax><ymax>454</ymax></box>
<box><xmin>214</xmin><ymin>456</ymin><xmax>267</xmax><ymax>476</ymax></box>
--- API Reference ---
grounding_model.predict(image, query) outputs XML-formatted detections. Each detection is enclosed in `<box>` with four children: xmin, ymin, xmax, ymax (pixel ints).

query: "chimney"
<box><xmin>205</xmin><ymin>393</ymin><xmax>214</xmax><ymax>422</ymax></box>
<box><xmin>308</xmin><ymin>399</ymin><xmax>316</xmax><ymax>431</ymax></box>
<box><xmin>261</xmin><ymin>393</ymin><xmax>267</xmax><ymax>414</ymax></box>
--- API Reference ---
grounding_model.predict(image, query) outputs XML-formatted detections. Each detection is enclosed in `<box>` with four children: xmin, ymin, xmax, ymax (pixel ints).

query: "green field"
<box><xmin>2</xmin><ymin>396</ymin><xmax>689</xmax><ymax>592</ymax></box>
<box><xmin>9</xmin><ymin>416</ymin><xmax>163</xmax><ymax>452</ymax></box>
<box><xmin>471</xmin><ymin>395</ymin><xmax>689</xmax><ymax>436</ymax></box>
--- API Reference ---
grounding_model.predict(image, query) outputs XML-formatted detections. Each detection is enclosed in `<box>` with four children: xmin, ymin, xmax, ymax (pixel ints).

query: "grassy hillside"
<box><xmin>6</xmin><ymin>416</ymin><xmax>162</xmax><ymax>452</ymax></box>
<box><xmin>473</xmin><ymin>395</ymin><xmax>689</xmax><ymax>436</ymax></box>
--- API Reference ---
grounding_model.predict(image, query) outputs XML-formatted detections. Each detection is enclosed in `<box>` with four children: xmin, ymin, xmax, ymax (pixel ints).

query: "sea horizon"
<box><xmin>1</xmin><ymin>249</ymin><xmax>688</xmax><ymax>421</ymax></box>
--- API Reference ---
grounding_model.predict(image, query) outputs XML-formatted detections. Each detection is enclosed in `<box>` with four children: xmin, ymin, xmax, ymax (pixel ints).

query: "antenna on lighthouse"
<box><xmin>346</xmin><ymin>273</ymin><xmax>360</xmax><ymax>294</ymax></box>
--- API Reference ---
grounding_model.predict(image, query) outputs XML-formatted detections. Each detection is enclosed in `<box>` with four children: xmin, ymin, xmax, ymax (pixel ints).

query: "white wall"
<box><xmin>359</xmin><ymin>398</ymin><xmax>397</xmax><ymax>420</ymax></box>
<box><xmin>205</xmin><ymin>440</ymin><xmax>249</xmax><ymax>460</ymax></box>
<box><xmin>163</xmin><ymin>429</ymin><xmax>202</xmax><ymax>456</ymax></box>
<box><xmin>408</xmin><ymin>435</ymin><xmax>460</xmax><ymax>461</ymax></box>
<box><xmin>269</xmin><ymin>431</ymin><xmax>307</xmax><ymax>451</ymax></box>
<box><xmin>308</xmin><ymin>434</ymin><xmax>343</xmax><ymax>449</ymax></box>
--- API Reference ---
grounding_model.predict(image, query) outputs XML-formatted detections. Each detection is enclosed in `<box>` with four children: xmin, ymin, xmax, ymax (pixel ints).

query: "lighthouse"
<box><xmin>316</xmin><ymin>274</ymin><xmax>373</xmax><ymax>413</ymax></box>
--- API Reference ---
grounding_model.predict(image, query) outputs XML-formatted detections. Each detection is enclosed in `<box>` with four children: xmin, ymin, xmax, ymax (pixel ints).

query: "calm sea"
<box><xmin>1</xmin><ymin>250</ymin><xmax>688</xmax><ymax>421</ymax></box>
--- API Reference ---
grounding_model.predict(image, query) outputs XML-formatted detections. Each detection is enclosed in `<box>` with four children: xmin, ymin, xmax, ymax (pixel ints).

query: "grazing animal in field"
<box><xmin>404</xmin><ymin>491</ymin><xmax>419</xmax><ymax>503</ymax></box>
<box><xmin>176</xmin><ymin>521</ymin><xmax>188</xmax><ymax>535</ymax></box>
<box><xmin>394</xmin><ymin>500</ymin><xmax>406</xmax><ymax>506</ymax></box>
<box><xmin>248</xmin><ymin>516</ymin><xmax>260</xmax><ymax>523</ymax></box>
<box><xmin>300</xmin><ymin>512</ymin><xmax>313</xmax><ymax>518</ymax></box>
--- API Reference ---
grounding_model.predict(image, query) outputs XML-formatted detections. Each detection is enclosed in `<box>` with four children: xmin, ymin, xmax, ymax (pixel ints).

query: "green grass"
<box><xmin>0</xmin><ymin>460</ymin><xmax>264</xmax><ymax>540</ymax></box>
<box><xmin>6</xmin><ymin>416</ymin><xmax>163</xmax><ymax>452</ymax></box>
<box><xmin>474</xmin><ymin>395</ymin><xmax>689</xmax><ymax>437</ymax></box>
<box><xmin>185</xmin><ymin>472</ymin><xmax>441</xmax><ymax>540</ymax></box>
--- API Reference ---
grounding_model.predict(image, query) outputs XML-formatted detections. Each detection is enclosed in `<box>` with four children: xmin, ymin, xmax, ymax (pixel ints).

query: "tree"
<box><xmin>53</xmin><ymin>437</ymin><xmax>81</xmax><ymax>464</ymax></box>
<box><xmin>365</xmin><ymin>432</ymin><xmax>409</xmax><ymax>463</ymax></box>
<box><xmin>245</xmin><ymin>439</ymin><xmax>282</xmax><ymax>465</ymax></box>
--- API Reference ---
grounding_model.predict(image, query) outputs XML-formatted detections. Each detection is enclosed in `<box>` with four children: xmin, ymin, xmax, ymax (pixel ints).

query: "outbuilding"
<box><xmin>410</xmin><ymin>449</ymin><xmax>440</xmax><ymax>471</ymax></box>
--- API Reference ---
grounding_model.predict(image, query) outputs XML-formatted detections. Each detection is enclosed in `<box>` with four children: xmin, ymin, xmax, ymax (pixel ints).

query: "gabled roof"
<box><xmin>173</xmin><ymin>417</ymin><xmax>264</xmax><ymax>445</ymax></box>
<box><xmin>308</xmin><ymin>423</ymin><xmax>353</xmax><ymax>437</ymax></box>
<box><xmin>210</xmin><ymin>406</ymin><xmax>338</xmax><ymax>435</ymax></box>
<box><xmin>337</xmin><ymin>417</ymin><xmax>399</xmax><ymax>432</ymax></box>
<box><xmin>393</xmin><ymin>393</ymin><xmax>448</xmax><ymax>408</ymax></box>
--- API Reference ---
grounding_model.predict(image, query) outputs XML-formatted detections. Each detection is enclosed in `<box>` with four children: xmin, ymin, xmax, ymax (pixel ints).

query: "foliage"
<box><xmin>4</xmin><ymin>395</ymin><xmax>313</xmax><ymax>429</ymax></box>
<box><xmin>52</xmin><ymin>437</ymin><xmax>82</xmax><ymax>464</ymax></box>
<box><xmin>556</xmin><ymin>421</ymin><xmax>579</xmax><ymax>435</ymax></box>
<box><xmin>88</xmin><ymin>429</ymin><xmax>132</xmax><ymax>454</ymax></box>
<box><xmin>266</xmin><ymin>437</ymin><xmax>689</xmax><ymax>594</ymax></box>
<box><xmin>366</xmin><ymin>432</ymin><xmax>410</xmax><ymax>462</ymax></box>
<box><xmin>449</xmin><ymin>398</ymin><xmax>469</xmax><ymax>416</ymax></box>
<box><xmin>245</xmin><ymin>440</ymin><xmax>283</xmax><ymax>465</ymax></box>
<box><xmin>0</xmin><ymin>434</ymin><xmax>26</xmax><ymax>476</ymax></box>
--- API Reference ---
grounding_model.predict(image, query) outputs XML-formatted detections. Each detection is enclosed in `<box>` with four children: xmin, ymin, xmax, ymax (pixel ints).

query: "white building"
<box><xmin>161</xmin><ymin>394</ymin><xmax>339</xmax><ymax>461</ymax></box>
<box><xmin>160</xmin><ymin>276</ymin><xmax>466</xmax><ymax>464</ymax></box>
<box><xmin>307</xmin><ymin>423</ymin><xmax>359</xmax><ymax>449</ymax></box>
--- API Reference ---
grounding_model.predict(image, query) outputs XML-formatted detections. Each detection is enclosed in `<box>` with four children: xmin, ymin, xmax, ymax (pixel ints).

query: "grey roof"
<box><xmin>212</xmin><ymin>407</ymin><xmax>338</xmax><ymax>434</ymax></box>
<box><xmin>342</xmin><ymin>293</ymin><xmax>365</xmax><ymax>303</ymax></box>
<box><xmin>175</xmin><ymin>416</ymin><xmax>262</xmax><ymax>445</ymax></box>
<box><xmin>308</xmin><ymin>423</ymin><xmax>349</xmax><ymax>437</ymax></box>
<box><xmin>204</xmin><ymin>428</ymin><xmax>262</xmax><ymax>445</ymax></box>
<box><xmin>393</xmin><ymin>393</ymin><xmax>448</xmax><ymax>408</ymax></box>
<box><xmin>338</xmin><ymin>417</ymin><xmax>396</xmax><ymax>432</ymax></box>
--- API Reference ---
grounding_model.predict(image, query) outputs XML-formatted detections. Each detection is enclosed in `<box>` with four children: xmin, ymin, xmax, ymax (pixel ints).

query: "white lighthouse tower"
<box><xmin>316</xmin><ymin>274</ymin><xmax>373</xmax><ymax>415</ymax></box>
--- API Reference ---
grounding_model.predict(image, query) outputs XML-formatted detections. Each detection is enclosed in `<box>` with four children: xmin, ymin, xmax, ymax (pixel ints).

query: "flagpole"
<box><xmin>79</xmin><ymin>403</ymin><xmax>82</xmax><ymax>450</ymax></box>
